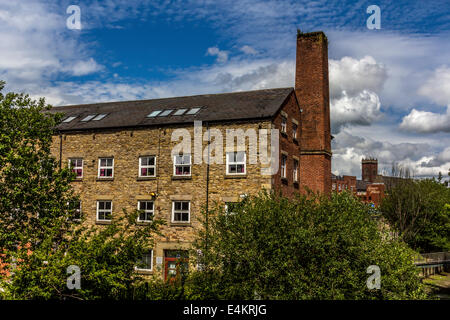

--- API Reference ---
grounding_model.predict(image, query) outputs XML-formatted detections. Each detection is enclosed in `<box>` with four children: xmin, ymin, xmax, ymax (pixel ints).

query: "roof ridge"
<box><xmin>54</xmin><ymin>87</ymin><xmax>294</xmax><ymax>109</ymax></box>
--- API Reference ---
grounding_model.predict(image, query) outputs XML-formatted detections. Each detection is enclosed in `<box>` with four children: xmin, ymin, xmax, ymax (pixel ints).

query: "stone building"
<box><xmin>48</xmin><ymin>31</ymin><xmax>332</xmax><ymax>280</ymax></box>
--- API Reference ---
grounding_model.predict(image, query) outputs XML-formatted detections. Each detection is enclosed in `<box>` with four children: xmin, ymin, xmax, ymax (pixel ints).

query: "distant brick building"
<box><xmin>48</xmin><ymin>31</ymin><xmax>332</xmax><ymax>280</ymax></box>
<box><xmin>333</xmin><ymin>158</ymin><xmax>391</xmax><ymax>207</ymax></box>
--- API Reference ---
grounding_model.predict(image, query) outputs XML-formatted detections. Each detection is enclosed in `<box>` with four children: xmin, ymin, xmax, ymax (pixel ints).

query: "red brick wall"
<box><xmin>362</xmin><ymin>159</ymin><xmax>378</xmax><ymax>183</ymax></box>
<box><xmin>272</xmin><ymin>92</ymin><xmax>302</xmax><ymax>198</ymax></box>
<box><xmin>295</xmin><ymin>31</ymin><xmax>332</xmax><ymax>194</ymax></box>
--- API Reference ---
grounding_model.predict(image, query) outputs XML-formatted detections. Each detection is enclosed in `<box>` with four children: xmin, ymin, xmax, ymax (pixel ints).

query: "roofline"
<box><xmin>52</xmin><ymin>87</ymin><xmax>295</xmax><ymax>109</ymax></box>
<box><xmin>53</xmin><ymin>116</ymin><xmax>274</xmax><ymax>134</ymax></box>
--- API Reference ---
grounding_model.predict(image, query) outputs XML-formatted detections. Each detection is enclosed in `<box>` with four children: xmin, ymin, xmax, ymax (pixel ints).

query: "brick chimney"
<box><xmin>362</xmin><ymin>158</ymin><xmax>378</xmax><ymax>183</ymax></box>
<box><xmin>296</xmin><ymin>30</ymin><xmax>332</xmax><ymax>193</ymax></box>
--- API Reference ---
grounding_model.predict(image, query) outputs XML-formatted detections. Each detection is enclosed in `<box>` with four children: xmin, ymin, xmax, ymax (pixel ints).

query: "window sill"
<box><xmin>96</xmin><ymin>220</ymin><xmax>112</xmax><ymax>225</ymax></box>
<box><xmin>225</xmin><ymin>174</ymin><xmax>247</xmax><ymax>179</ymax></box>
<box><xmin>73</xmin><ymin>178</ymin><xmax>83</xmax><ymax>182</ymax></box>
<box><xmin>96</xmin><ymin>177</ymin><xmax>114</xmax><ymax>181</ymax></box>
<box><xmin>135</xmin><ymin>268</ymin><xmax>153</xmax><ymax>275</ymax></box>
<box><xmin>170</xmin><ymin>222</ymin><xmax>191</xmax><ymax>227</ymax></box>
<box><xmin>172</xmin><ymin>175</ymin><xmax>192</xmax><ymax>180</ymax></box>
<box><xmin>137</xmin><ymin>177</ymin><xmax>156</xmax><ymax>181</ymax></box>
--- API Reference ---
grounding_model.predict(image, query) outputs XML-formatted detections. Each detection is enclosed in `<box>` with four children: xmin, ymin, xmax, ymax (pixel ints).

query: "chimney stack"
<box><xmin>296</xmin><ymin>30</ymin><xmax>332</xmax><ymax>193</ymax></box>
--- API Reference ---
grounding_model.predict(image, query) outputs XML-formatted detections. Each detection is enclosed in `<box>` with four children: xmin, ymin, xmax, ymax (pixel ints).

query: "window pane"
<box><xmin>182</xmin><ymin>202</ymin><xmax>189</xmax><ymax>211</ymax></box>
<box><xmin>158</xmin><ymin>109</ymin><xmax>173</xmax><ymax>117</ymax></box>
<box><xmin>81</xmin><ymin>114</ymin><xmax>96</xmax><ymax>122</ymax></box>
<box><xmin>236</xmin><ymin>151</ymin><xmax>245</xmax><ymax>162</ymax></box>
<box><xmin>175</xmin><ymin>202</ymin><xmax>181</xmax><ymax>210</ymax></box>
<box><xmin>186</xmin><ymin>107</ymin><xmax>201</xmax><ymax>115</ymax></box>
<box><xmin>100</xmin><ymin>159</ymin><xmax>107</xmax><ymax>166</ymax></box>
<box><xmin>147</xmin><ymin>110</ymin><xmax>162</xmax><ymax>117</ymax></box>
<box><xmin>173</xmin><ymin>109</ymin><xmax>187</xmax><ymax>116</ymax></box>
<box><xmin>92</xmin><ymin>114</ymin><xmax>107</xmax><ymax>121</ymax></box>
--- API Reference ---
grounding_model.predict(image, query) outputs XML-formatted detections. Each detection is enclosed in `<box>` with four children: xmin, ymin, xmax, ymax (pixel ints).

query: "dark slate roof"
<box><xmin>47</xmin><ymin>88</ymin><xmax>295</xmax><ymax>132</ymax></box>
<box><xmin>356</xmin><ymin>180</ymin><xmax>369</xmax><ymax>191</ymax></box>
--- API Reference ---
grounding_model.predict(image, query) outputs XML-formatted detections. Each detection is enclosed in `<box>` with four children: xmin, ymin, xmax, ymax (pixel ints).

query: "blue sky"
<box><xmin>0</xmin><ymin>0</ymin><xmax>449</xmax><ymax>178</ymax></box>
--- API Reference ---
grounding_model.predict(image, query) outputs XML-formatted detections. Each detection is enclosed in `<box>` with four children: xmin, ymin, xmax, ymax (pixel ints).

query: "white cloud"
<box><xmin>418</xmin><ymin>66</ymin><xmax>450</xmax><ymax>106</ymax></box>
<box><xmin>206</xmin><ymin>47</ymin><xmax>229</xmax><ymax>64</ymax></box>
<box><xmin>0</xmin><ymin>0</ymin><xmax>103</xmax><ymax>88</ymax></box>
<box><xmin>399</xmin><ymin>105</ymin><xmax>450</xmax><ymax>133</ymax></box>
<box><xmin>240</xmin><ymin>45</ymin><xmax>258</xmax><ymax>55</ymax></box>
<box><xmin>69</xmin><ymin>58</ymin><xmax>103</xmax><ymax>76</ymax></box>
<box><xmin>329</xmin><ymin>56</ymin><xmax>386</xmax><ymax>133</ymax></box>
<box><xmin>331</xmin><ymin>130</ymin><xmax>443</xmax><ymax>178</ymax></box>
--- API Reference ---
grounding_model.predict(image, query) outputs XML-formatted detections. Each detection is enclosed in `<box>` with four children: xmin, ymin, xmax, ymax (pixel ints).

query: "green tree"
<box><xmin>380</xmin><ymin>178</ymin><xmax>450</xmax><ymax>252</ymax></box>
<box><xmin>186</xmin><ymin>191</ymin><xmax>427</xmax><ymax>300</ymax></box>
<box><xmin>0</xmin><ymin>82</ymin><xmax>163</xmax><ymax>299</ymax></box>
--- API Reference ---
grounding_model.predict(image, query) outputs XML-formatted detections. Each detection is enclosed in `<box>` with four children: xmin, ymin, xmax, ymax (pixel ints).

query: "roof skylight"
<box><xmin>186</xmin><ymin>107</ymin><xmax>201</xmax><ymax>115</ymax></box>
<box><xmin>173</xmin><ymin>109</ymin><xmax>187</xmax><ymax>116</ymax></box>
<box><xmin>158</xmin><ymin>109</ymin><xmax>173</xmax><ymax>117</ymax></box>
<box><xmin>81</xmin><ymin>114</ymin><xmax>97</xmax><ymax>122</ymax></box>
<box><xmin>62</xmin><ymin>116</ymin><xmax>77</xmax><ymax>123</ymax></box>
<box><xmin>92</xmin><ymin>114</ymin><xmax>108</xmax><ymax>121</ymax></box>
<box><xmin>147</xmin><ymin>110</ymin><xmax>162</xmax><ymax>117</ymax></box>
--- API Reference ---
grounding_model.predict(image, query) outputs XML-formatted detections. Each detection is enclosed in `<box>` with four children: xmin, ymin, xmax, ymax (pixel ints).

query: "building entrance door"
<box><xmin>164</xmin><ymin>250</ymin><xmax>189</xmax><ymax>282</ymax></box>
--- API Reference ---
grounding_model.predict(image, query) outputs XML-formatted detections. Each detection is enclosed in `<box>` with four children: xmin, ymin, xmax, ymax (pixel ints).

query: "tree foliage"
<box><xmin>380</xmin><ymin>178</ymin><xmax>450</xmax><ymax>253</ymax></box>
<box><xmin>0</xmin><ymin>82</ymin><xmax>163</xmax><ymax>300</ymax></box>
<box><xmin>186</xmin><ymin>191</ymin><xmax>427</xmax><ymax>300</ymax></box>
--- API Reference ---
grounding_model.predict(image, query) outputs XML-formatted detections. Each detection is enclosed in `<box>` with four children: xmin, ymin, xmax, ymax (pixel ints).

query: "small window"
<box><xmin>226</xmin><ymin>151</ymin><xmax>246</xmax><ymax>175</ymax></box>
<box><xmin>173</xmin><ymin>154</ymin><xmax>191</xmax><ymax>176</ymax></box>
<box><xmin>173</xmin><ymin>109</ymin><xmax>188</xmax><ymax>116</ymax></box>
<box><xmin>158</xmin><ymin>109</ymin><xmax>173</xmax><ymax>117</ymax></box>
<box><xmin>97</xmin><ymin>201</ymin><xmax>112</xmax><ymax>221</ymax></box>
<box><xmin>138</xmin><ymin>201</ymin><xmax>154</xmax><ymax>222</ymax></box>
<box><xmin>92</xmin><ymin>114</ymin><xmax>108</xmax><ymax>121</ymax></box>
<box><xmin>293</xmin><ymin>159</ymin><xmax>299</xmax><ymax>182</ymax></box>
<box><xmin>292</xmin><ymin>122</ymin><xmax>298</xmax><ymax>139</ymax></box>
<box><xmin>147</xmin><ymin>110</ymin><xmax>162</xmax><ymax>117</ymax></box>
<box><xmin>81</xmin><ymin>114</ymin><xmax>97</xmax><ymax>122</ymax></box>
<box><xmin>225</xmin><ymin>202</ymin><xmax>239</xmax><ymax>215</ymax></box>
<box><xmin>69</xmin><ymin>200</ymin><xmax>82</xmax><ymax>220</ymax></box>
<box><xmin>136</xmin><ymin>250</ymin><xmax>153</xmax><ymax>271</ymax></box>
<box><xmin>281</xmin><ymin>116</ymin><xmax>287</xmax><ymax>133</ymax></box>
<box><xmin>63</xmin><ymin>116</ymin><xmax>77</xmax><ymax>123</ymax></box>
<box><xmin>281</xmin><ymin>154</ymin><xmax>287</xmax><ymax>179</ymax></box>
<box><xmin>98</xmin><ymin>158</ymin><xmax>114</xmax><ymax>178</ymax></box>
<box><xmin>186</xmin><ymin>107</ymin><xmax>201</xmax><ymax>115</ymax></box>
<box><xmin>139</xmin><ymin>156</ymin><xmax>156</xmax><ymax>177</ymax></box>
<box><xmin>172</xmin><ymin>201</ymin><xmax>190</xmax><ymax>223</ymax></box>
<box><xmin>69</xmin><ymin>158</ymin><xmax>83</xmax><ymax>178</ymax></box>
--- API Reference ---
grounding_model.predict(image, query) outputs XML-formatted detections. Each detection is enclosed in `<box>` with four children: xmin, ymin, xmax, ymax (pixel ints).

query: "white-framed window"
<box><xmin>139</xmin><ymin>156</ymin><xmax>156</xmax><ymax>177</ymax></box>
<box><xmin>69</xmin><ymin>200</ymin><xmax>82</xmax><ymax>220</ymax></box>
<box><xmin>224</xmin><ymin>202</ymin><xmax>239</xmax><ymax>215</ymax></box>
<box><xmin>292</xmin><ymin>122</ymin><xmax>298</xmax><ymax>139</ymax></box>
<box><xmin>173</xmin><ymin>154</ymin><xmax>191</xmax><ymax>176</ymax></box>
<box><xmin>226</xmin><ymin>151</ymin><xmax>246</xmax><ymax>175</ymax></box>
<box><xmin>281</xmin><ymin>154</ymin><xmax>287</xmax><ymax>179</ymax></box>
<box><xmin>172</xmin><ymin>201</ymin><xmax>190</xmax><ymax>223</ymax></box>
<box><xmin>281</xmin><ymin>116</ymin><xmax>287</xmax><ymax>133</ymax></box>
<box><xmin>97</xmin><ymin>200</ymin><xmax>112</xmax><ymax>221</ymax></box>
<box><xmin>137</xmin><ymin>201</ymin><xmax>154</xmax><ymax>222</ymax></box>
<box><xmin>98</xmin><ymin>158</ymin><xmax>114</xmax><ymax>178</ymax></box>
<box><xmin>136</xmin><ymin>250</ymin><xmax>153</xmax><ymax>271</ymax></box>
<box><xmin>69</xmin><ymin>158</ymin><xmax>83</xmax><ymax>178</ymax></box>
<box><xmin>293</xmin><ymin>159</ymin><xmax>299</xmax><ymax>182</ymax></box>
